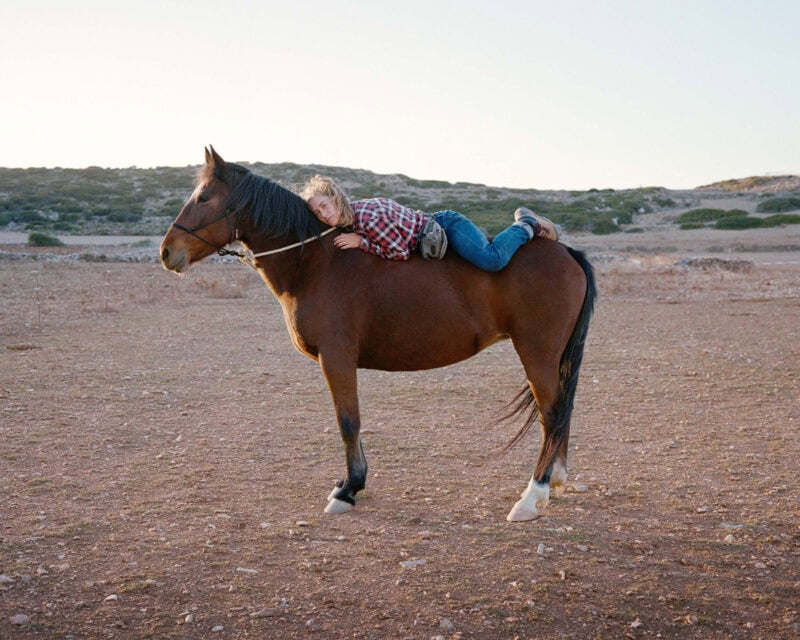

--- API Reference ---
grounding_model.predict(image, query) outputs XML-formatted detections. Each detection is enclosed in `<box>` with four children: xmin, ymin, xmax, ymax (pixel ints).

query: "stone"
<box><xmin>399</xmin><ymin>559</ymin><xmax>426</xmax><ymax>568</ymax></box>
<box><xmin>10</xmin><ymin>614</ymin><xmax>30</xmax><ymax>626</ymax></box>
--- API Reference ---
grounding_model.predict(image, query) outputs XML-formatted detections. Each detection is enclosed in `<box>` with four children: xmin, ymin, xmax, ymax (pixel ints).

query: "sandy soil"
<box><xmin>1</xmin><ymin>228</ymin><xmax>799</xmax><ymax>639</ymax></box>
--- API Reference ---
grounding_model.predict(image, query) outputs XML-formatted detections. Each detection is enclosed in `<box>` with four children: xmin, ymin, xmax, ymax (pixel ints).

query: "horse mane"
<box><xmin>201</xmin><ymin>162</ymin><xmax>325</xmax><ymax>241</ymax></box>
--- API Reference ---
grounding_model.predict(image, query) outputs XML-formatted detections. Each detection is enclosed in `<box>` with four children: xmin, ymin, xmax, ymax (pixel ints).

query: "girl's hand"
<box><xmin>334</xmin><ymin>233</ymin><xmax>361</xmax><ymax>250</ymax></box>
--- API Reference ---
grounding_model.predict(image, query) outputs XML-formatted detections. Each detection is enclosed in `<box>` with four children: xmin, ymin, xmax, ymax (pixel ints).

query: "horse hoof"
<box><xmin>324</xmin><ymin>498</ymin><xmax>353</xmax><ymax>514</ymax></box>
<box><xmin>506</xmin><ymin>500</ymin><xmax>539</xmax><ymax>522</ymax></box>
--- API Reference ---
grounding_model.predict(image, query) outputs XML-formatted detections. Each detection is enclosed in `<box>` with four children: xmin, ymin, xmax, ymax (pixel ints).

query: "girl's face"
<box><xmin>307</xmin><ymin>195</ymin><xmax>342</xmax><ymax>226</ymax></box>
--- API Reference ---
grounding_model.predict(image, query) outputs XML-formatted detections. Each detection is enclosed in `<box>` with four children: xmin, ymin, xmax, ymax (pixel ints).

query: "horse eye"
<box><xmin>198</xmin><ymin>193</ymin><xmax>210</xmax><ymax>204</ymax></box>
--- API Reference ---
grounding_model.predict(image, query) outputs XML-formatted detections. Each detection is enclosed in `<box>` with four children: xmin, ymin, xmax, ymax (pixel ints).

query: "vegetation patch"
<box><xmin>676</xmin><ymin>208</ymin><xmax>746</xmax><ymax>224</ymax></box>
<box><xmin>757</xmin><ymin>196</ymin><xmax>800</xmax><ymax>213</ymax></box>
<box><xmin>28</xmin><ymin>231</ymin><xmax>64</xmax><ymax>246</ymax></box>
<box><xmin>761</xmin><ymin>213</ymin><xmax>800</xmax><ymax>227</ymax></box>
<box><xmin>714</xmin><ymin>216</ymin><xmax>765</xmax><ymax>230</ymax></box>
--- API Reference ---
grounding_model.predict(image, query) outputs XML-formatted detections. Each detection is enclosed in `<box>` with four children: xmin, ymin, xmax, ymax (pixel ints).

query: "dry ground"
<box><xmin>1</xmin><ymin>231</ymin><xmax>799</xmax><ymax>639</ymax></box>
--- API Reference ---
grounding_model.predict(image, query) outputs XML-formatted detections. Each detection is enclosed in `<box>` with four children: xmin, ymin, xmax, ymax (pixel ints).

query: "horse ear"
<box><xmin>204</xmin><ymin>146</ymin><xmax>212</xmax><ymax>165</ymax></box>
<box><xmin>207</xmin><ymin>145</ymin><xmax>231</xmax><ymax>181</ymax></box>
<box><xmin>209</xmin><ymin>145</ymin><xmax>226</xmax><ymax>169</ymax></box>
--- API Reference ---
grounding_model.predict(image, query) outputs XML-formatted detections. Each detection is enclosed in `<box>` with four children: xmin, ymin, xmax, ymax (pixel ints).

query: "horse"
<box><xmin>160</xmin><ymin>146</ymin><xmax>596</xmax><ymax>521</ymax></box>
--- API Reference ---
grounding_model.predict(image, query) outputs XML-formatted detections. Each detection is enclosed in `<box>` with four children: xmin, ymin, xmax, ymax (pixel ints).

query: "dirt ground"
<box><xmin>1</xmin><ymin>228</ymin><xmax>799</xmax><ymax>639</ymax></box>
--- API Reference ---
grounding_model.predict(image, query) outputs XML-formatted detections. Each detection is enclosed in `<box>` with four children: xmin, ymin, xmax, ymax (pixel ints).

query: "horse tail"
<box><xmin>501</xmin><ymin>248</ymin><xmax>597</xmax><ymax>477</ymax></box>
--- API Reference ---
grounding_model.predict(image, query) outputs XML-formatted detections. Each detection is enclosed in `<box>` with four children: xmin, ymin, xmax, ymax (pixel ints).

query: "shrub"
<box><xmin>28</xmin><ymin>231</ymin><xmax>64</xmax><ymax>246</ymax></box>
<box><xmin>590</xmin><ymin>219</ymin><xmax>622</xmax><ymax>235</ymax></box>
<box><xmin>677</xmin><ymin>208</ymin><xmax>734</xmax><ymax>223</ymax></box>
<box><xmin>680</xmin><ymin>222</ymin><xmax>706</xmax><ymax>230</ymax></box>
<box><xmin>757</xmin><ymin>196</ymin><xmax>800</xmax><ymax>213</ymax></box>
<box><xmin>760</xmin><ymin>213</ymin><xmax>800</xmax><ymax>227</ymax></box>
<box><xmin>714</xmin><ymin>216</ymin><xmax>763</xmax><ymax>230</ymax></box>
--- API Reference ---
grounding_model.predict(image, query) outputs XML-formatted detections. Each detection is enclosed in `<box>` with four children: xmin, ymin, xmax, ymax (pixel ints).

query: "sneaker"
<box><xmin>514</xmin><ymin>207</ymin><xmax>559</xmax><ymax>241</ymax></box>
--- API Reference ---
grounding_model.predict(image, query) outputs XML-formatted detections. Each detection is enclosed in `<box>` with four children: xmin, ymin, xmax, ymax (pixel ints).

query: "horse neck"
<box><xmin>239</xmin><ymin>214</ymin><xmax>328</xmax><ymax>298</ymax></box>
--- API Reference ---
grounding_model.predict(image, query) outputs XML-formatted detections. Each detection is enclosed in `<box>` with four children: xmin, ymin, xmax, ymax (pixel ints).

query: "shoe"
<box><xmin>514</xmin><ymin>207</ymin><xmax>559</xmax><ymax>241</ymax></box>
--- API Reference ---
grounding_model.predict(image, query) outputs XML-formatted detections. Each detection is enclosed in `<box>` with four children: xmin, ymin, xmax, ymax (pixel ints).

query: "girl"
<box><xmin>301</xmin><ymin>175</ymin><xmax>558</xmax><ymax>272</ymax></box>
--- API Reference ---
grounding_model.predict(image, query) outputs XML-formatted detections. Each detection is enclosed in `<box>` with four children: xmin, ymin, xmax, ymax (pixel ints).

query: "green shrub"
<box><xmin>107</xmin><ymin>211</ymin><xmax>142</xmax><ymax>223</ymax></box>
<box><xmin>677</xmin><ymin>208</ymin><xmax>735</xmax><ymax>223</ymax></box>
<box><xmin>28</xmin><ymin>231</ymin><xmax>64</xmax><ymax>246</ymax></box>
<box><xmin>760</xmin><ymin>213</ymin><xmax>800</xmax><ymax>227</ymax></box>
<box><xmin>590</xmin><ymin>219</ymin><xmax>622</xmax><ymax>235</ymax></box>
<box><xmin>714</xmin><ymin>216</ymin><xmax>763</xmax><ymax>230</ymax></box>
<box><xmin>680</xmin><ymin>222</ymin><xmax>706</xmax><ymax>230</ymax></box>
<box><xmin>757</xmin><ymin>196</ymin><xmax>800</xmax><ymax>213</ymax></box>
<box><xmin>654</xmin><ymin>196</ymin><xmax>676</xmax><ymax>207</ymax></box>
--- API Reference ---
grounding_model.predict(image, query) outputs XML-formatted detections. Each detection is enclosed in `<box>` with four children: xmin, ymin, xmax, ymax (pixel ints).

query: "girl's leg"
<box><xmin>434</xmin><ymin>210</ymin><xmax>530</xmax><ymax>272</ymax></box>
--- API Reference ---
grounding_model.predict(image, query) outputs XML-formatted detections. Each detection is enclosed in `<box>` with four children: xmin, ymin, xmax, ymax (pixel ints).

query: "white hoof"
<box><xmin>324</xmin><ymin>498</ymin><xmax>353</xmax><ymax>514</ymax></box>
<box><xmin>507</xmin><ymin>479</ymin><xmax>549</xmax><ymax>522</ymax></box>
<box><xmin>506</xmin><ymin>500</ymin><xmax>540</xmax><ymax>522</ymax></box>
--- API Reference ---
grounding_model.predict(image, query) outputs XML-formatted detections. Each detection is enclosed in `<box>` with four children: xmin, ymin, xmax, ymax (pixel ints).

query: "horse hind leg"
<box><xmin>549</xmin><ymin>434</ymin><xmax>570</xmax><ymax>497</ymax></box>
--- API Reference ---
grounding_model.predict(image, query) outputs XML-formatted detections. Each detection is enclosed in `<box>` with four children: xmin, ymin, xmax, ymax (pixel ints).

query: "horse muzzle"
<box><xmin>160</xmin><ymin>243</ymin><xmax>190</xmax><ymax>273</ymax></box>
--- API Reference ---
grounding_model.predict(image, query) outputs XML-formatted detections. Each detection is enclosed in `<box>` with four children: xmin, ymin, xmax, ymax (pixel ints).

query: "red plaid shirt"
<box><xmin>350</xmin><ymin>198</ymin><xmax>428</xmax><ymax>260</ymax></box>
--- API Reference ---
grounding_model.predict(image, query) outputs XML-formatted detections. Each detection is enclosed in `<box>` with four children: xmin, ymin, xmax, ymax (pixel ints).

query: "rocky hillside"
<box><xmin>1</xmin><ymin>164</ymin><xmax>798</xmax><ymax>237</ymax></box>
<box><xmin>697</xmin><ymin>175</ymin><xmax>800</xmax><ymax>194</ymax></box>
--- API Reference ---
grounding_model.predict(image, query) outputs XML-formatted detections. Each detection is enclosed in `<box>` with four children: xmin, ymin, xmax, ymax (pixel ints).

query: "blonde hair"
<box><xmin>300</xmin><ymin>175</ymin><xmax>355</xmax><ymax>226</ymax></box>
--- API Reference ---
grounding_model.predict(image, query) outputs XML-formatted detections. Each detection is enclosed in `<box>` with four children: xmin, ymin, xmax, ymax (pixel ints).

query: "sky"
<box><xmin>1</xmin><ymin>0</ymin><xmax>798</xmax><ymax>190</ymax></box>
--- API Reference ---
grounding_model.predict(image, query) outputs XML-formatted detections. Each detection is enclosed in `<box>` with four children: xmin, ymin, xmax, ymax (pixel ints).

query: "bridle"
<box><xmin>171</xmin><ymin>207</ymin><xmax>246</xmax><ymax>258</ymax></box>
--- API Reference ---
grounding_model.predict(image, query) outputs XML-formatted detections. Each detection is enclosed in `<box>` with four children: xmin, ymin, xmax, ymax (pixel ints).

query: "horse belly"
<box><xmin>356</xmin><ymin>309</ymin><xmax>503</xmax><ymax>372</ymax></box>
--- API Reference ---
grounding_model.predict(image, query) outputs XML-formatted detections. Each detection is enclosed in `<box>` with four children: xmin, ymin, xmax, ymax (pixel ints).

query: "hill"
<box><xmin>697</xmin><ymin>175</ymin><xmax>800</xmax><ymax>193</ymax></box>
<box><xmin>1</xmin><ymin>164</ymin><xmax>799</xmax><ymax>237</ymax></box>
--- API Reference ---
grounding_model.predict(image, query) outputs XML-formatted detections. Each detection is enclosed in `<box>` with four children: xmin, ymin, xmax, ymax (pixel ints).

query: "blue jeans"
<box><xmin>433</xmin><ymin>210</ymin><xmax>529</xmax><ymax>272</ymax></box>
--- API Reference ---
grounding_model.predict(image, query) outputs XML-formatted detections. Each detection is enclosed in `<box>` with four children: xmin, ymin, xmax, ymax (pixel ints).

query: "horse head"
<box><xmin>161</xmin><ymin>146</ymin><xmax>323</xmax><ymax>274</ymax></box>
<box><xmin>160</xmin><ymin>146</ymin><xmax>237</xmax><ymax>273</ymax></box>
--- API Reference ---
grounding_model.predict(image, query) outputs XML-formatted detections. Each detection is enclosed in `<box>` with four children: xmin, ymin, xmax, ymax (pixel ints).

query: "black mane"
<box><xmin>224</xmin><ymin>163</ymin><xmax>325</xmax><ymax>242</ymax></box>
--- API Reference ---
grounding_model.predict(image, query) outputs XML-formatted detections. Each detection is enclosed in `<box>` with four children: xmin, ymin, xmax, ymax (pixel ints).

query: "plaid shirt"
<box><xmin>350</xmin><ymin>198</ymin><xmax>428</xmax><ymax>260</ymax></box>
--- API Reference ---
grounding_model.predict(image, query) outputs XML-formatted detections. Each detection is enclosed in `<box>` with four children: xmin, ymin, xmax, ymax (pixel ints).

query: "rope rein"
<box><xmin>238</xmin><ymin>228</ymin><xmax>337</xmax><ymax>270</ymax></box>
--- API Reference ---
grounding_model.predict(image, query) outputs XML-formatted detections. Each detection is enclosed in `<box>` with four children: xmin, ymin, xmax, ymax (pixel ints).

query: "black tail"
<box><xmin>501</xmin><ymin>247</ymin><xmax>597</xmax><ymax>479</ymax></box>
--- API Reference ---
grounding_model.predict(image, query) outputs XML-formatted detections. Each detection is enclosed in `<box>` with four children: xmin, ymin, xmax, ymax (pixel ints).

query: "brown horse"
<box><xmin>160</xmin><ymin>147</ymin><xmax>596</xmax><ymax>521</ymax></box>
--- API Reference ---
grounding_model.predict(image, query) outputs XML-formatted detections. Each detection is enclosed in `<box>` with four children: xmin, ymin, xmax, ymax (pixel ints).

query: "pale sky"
<box><xmin>2</xmin><ymin>0</ymin><xmax>798</xmax><ymax>190</ymax></box>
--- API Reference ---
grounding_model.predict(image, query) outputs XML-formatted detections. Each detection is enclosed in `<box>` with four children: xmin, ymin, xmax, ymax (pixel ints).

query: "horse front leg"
<box><xmin>319</xmin><ymin>355</ymin><xmax>366</xmax><ymax>514</ymax></box>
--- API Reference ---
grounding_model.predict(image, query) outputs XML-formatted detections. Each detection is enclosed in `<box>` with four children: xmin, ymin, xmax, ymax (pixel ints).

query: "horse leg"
<box><xmin>507</xmin><ymin>356</ymin><xmax>563</xmax><ymax>522</ymax></box>
<box><xmin>550</xmin><ymin>433</ymin><xmax>570</xmax><ymax>497</ymax></box>
<box><xmin>319</xmin><ymin>356</ymin><xmax>367</xmax><ymax>514</ymax></box>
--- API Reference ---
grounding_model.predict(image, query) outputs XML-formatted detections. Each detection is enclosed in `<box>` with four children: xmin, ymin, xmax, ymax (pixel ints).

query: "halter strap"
<box><xmin>172</xmin><ymin>209</ymin><xmax>246</xmax><ymax>258</ymax></box>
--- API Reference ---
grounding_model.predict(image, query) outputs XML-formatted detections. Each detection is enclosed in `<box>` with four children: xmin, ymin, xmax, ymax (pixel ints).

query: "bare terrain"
<box><xmin>1</xmin><ymin>221</ymin><xmax>799</xmax><ymax>639</ymax></box>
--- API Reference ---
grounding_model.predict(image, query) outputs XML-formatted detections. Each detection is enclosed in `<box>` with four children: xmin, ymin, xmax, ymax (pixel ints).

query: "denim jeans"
<box><xmin>433</xmin><ymin>210</ymin><xmax>529</xmax><ymax>272</ymax></box>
